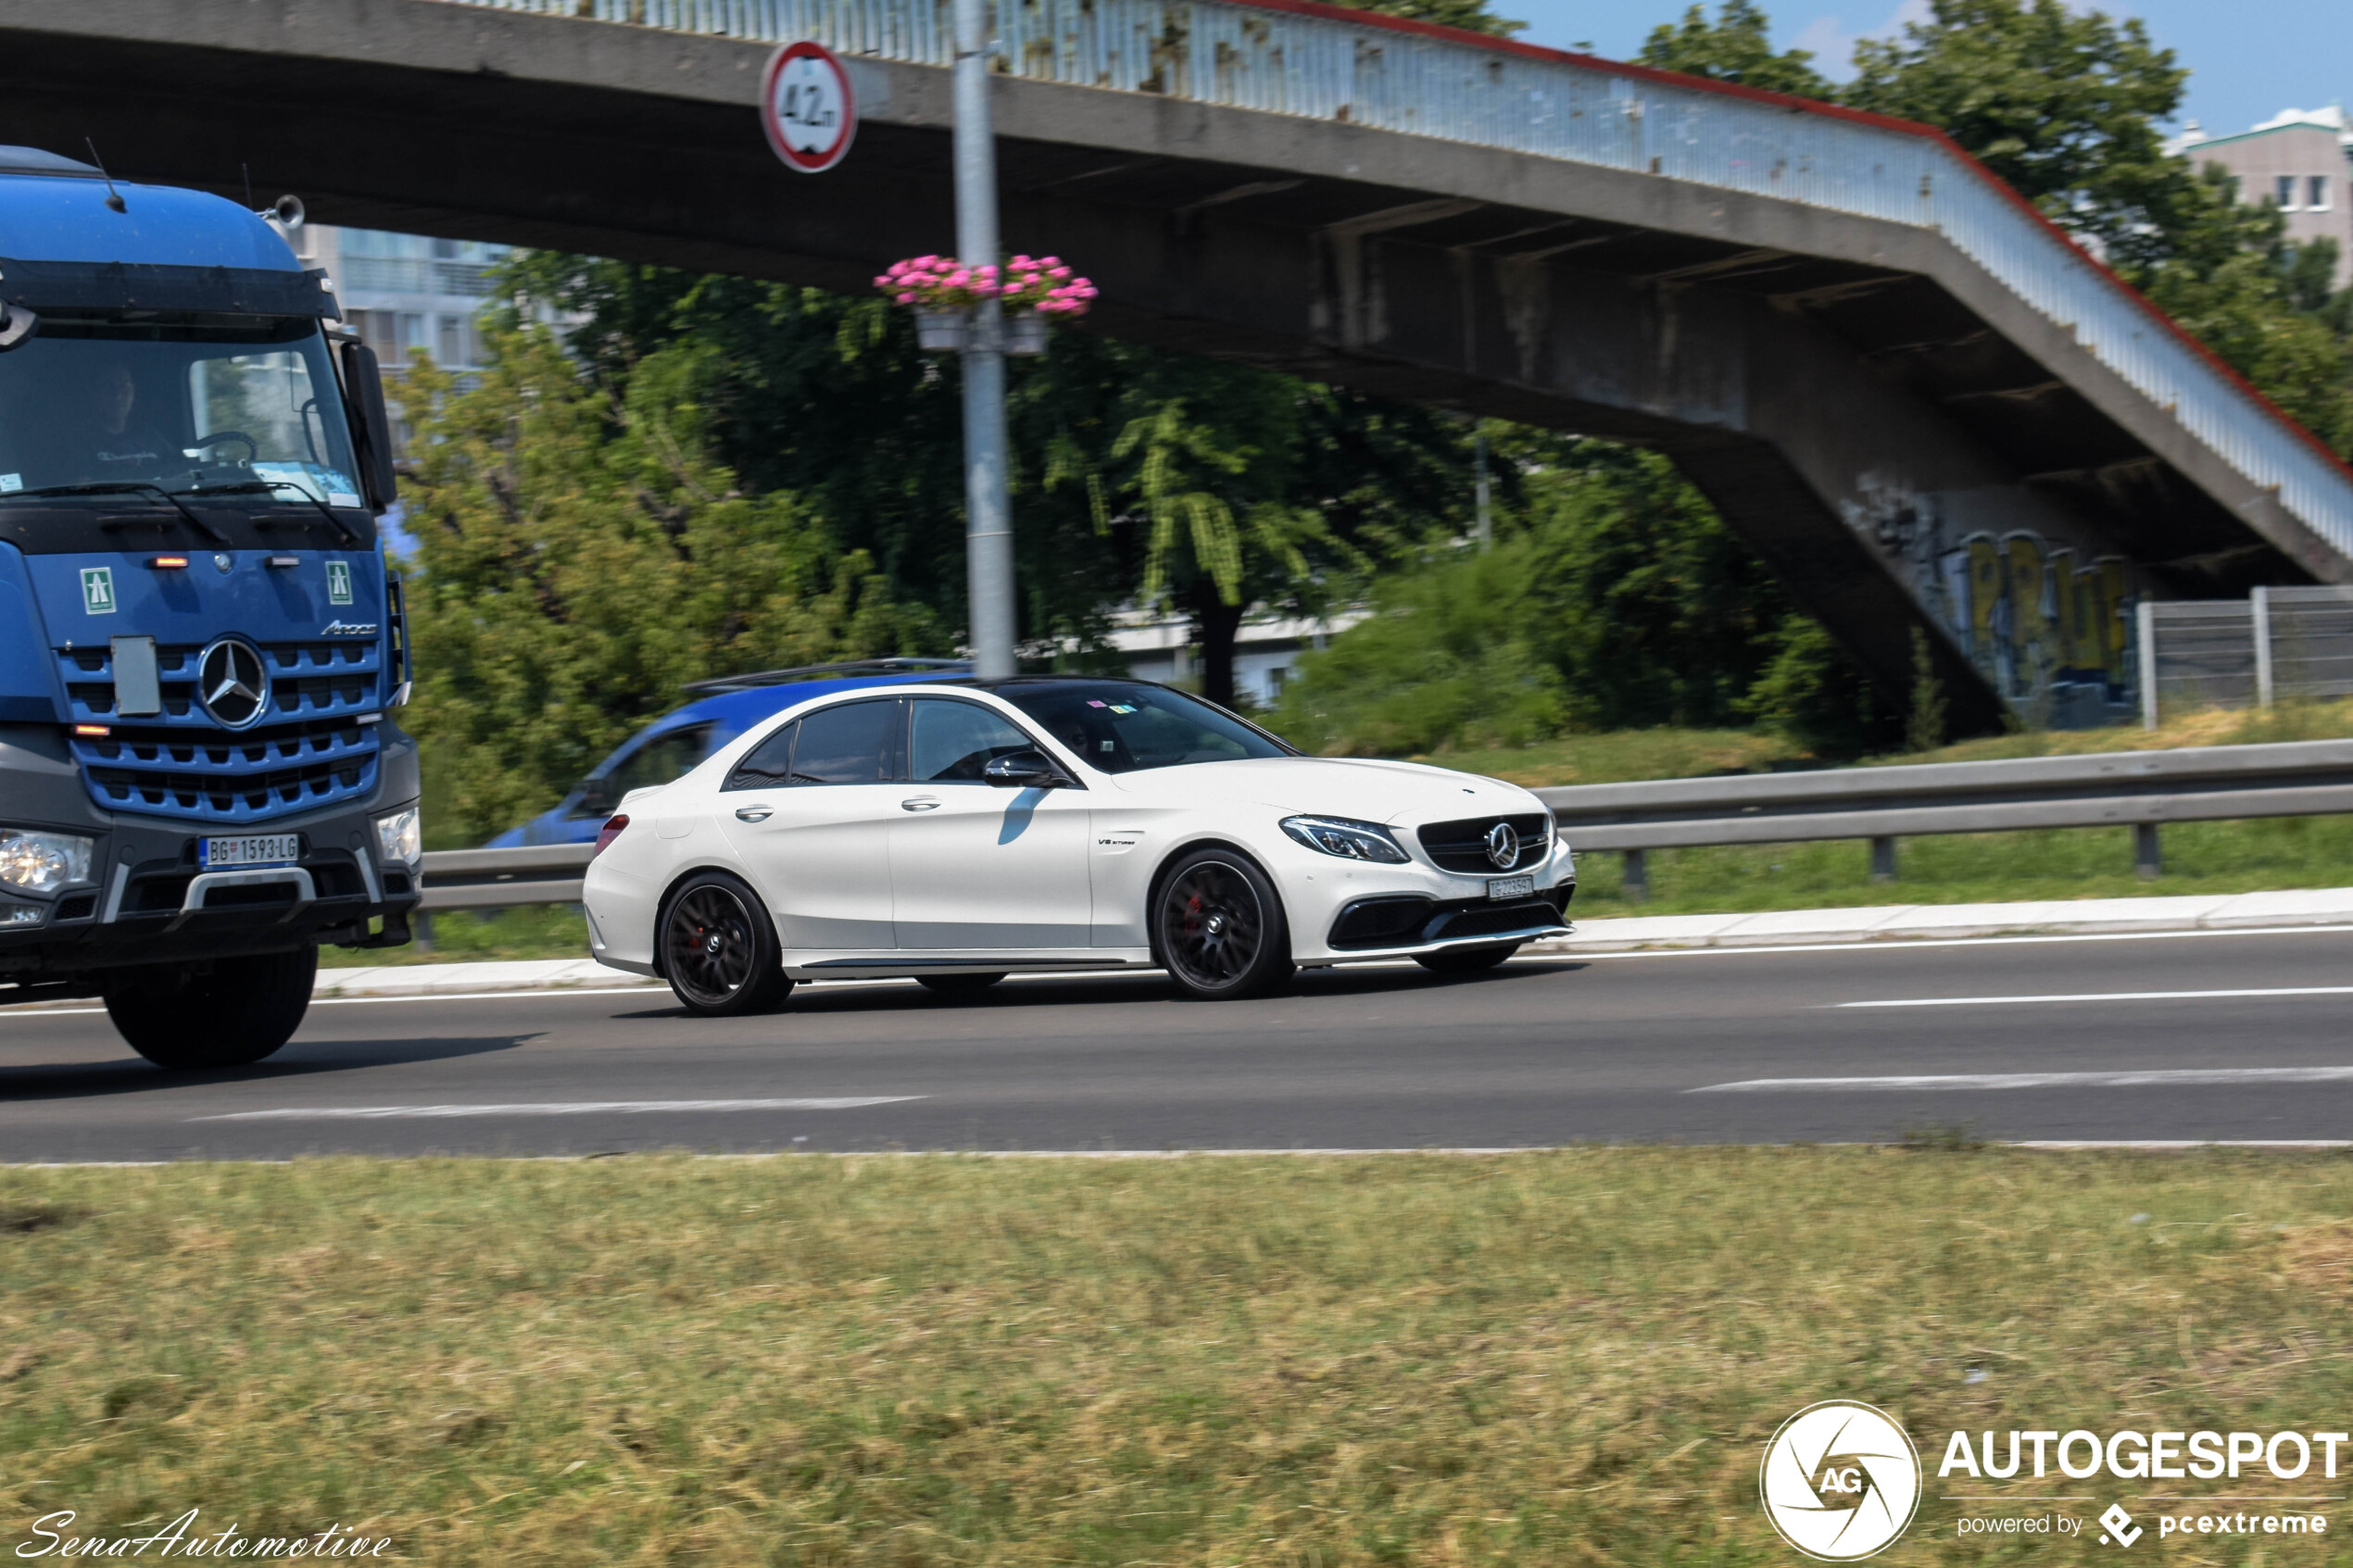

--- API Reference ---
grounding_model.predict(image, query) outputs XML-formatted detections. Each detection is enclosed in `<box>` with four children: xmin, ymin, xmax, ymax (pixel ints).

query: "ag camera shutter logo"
<box><xmin>1760</xmin><ymin>1401</ymin><xmax>1922</xmax><ymax>1560</ymax></box>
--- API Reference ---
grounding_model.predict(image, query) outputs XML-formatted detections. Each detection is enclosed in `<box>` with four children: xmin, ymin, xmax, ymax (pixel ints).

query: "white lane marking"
<box><xmin>1837</xmin><ymin>985</ymin><xmax>2353</xmax><ymax>1009</ymax></box>
<box><xmin>1690</xmin><ymin>1067</ymin><xmax>2353</xmax><ymax>1094</ymax></box>
<box><xmin>189</xmin><ymin>1097</ymin><xmax>925</xmax><ymax>1122</ymax></box>
<box><xmin>1566</xmin><ymin>923</ymin><xmax>2353</xmax><ymax>960</ymax></box>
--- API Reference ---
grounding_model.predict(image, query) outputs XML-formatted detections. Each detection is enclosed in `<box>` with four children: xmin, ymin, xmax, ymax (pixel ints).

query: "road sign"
<box><xmin>761</xmin><ymin>42</ymin><xmax>857</xmax><ymax>174</ymax></box>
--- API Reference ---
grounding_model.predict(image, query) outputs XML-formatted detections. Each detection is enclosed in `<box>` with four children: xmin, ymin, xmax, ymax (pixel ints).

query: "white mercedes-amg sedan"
<box><xmin>581</xmin><ymin>677</ymin><xmax>1573</xmax><ymax>1016</ymax></box>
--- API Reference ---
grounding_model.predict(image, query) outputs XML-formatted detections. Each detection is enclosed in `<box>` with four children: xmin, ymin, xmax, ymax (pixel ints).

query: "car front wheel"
<box><xmin>1153</xmin><ymin>848</ymin><xmax>1294</xmax><ymax>1000</ymax></box>
<box><xmin>661</xmin><ymin>872</ymin><xmax>793</xmax><ymax>1017</ymax></box>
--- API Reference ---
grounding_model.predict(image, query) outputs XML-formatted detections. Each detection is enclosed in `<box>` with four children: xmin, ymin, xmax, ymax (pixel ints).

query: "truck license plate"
<box><xmin>1486</xmin><ymin>875</ymin><xmax>1535</xmax><ymax>900</ymax></box>
<box><xmin>198</xmin><ymin>834</ymin><xmax>300</xmax><ymax>870</ymax></box>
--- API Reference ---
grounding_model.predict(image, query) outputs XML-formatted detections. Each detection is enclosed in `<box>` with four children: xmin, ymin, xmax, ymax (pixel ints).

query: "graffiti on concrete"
<box><xmin>1844</xmin><ymin>477</ymin><xmax>2138</xmax><ymax>721</ymax></box>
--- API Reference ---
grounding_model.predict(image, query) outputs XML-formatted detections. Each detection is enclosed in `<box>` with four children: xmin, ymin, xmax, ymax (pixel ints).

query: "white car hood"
<box><xmin>1095</xmin><ymin>756</ymin><xmax>1537</xmax><ymax>825</ymax></box>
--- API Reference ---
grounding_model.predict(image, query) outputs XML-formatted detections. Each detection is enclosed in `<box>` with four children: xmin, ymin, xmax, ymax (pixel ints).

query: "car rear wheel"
<box><xmin>915</xmin><ymin>972</ymin><xmax>1007</xmax><ymax>997</ymax></box>
<box><xmin>1415</xmin><ymin>942</ymin><xmax>1520</xmax><ymax>975</ymax></box>
<box><xmin>105</xmin><ymin>944</ymin><xmax>317</xmax><ymax>1070</ymax></box>
<box><xmin>1153</xmin><ymin>849</ymin><xmax>1294</xmax><ymax>1000</ymax></box>
<box><xmin>661</xmin><ymin>872</ymin><xmax>793</xmax><ymax>1017</ymax></box>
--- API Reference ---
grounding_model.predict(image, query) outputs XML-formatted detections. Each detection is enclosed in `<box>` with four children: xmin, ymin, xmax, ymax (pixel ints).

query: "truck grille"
<box><xmin>1414</xmin><ymin>813</ymin><xmax>1553</xmax><ymax>873</ymax></box>
<box><xmin>72</xmin><ymin>717</ymin><xmax>380</xmax><ymax>824</ymax></box>
<box><xmin>56</xmin><ymin>635</ymin><xmax>384</xmax><ymax>823</ymax></box>
<box><xmin>57</xmin><ymin>639</ymin><xmax>383</xmax><ymax>727</ymax></box>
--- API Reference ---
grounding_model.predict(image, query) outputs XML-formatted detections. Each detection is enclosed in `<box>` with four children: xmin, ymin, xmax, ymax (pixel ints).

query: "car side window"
<box><xmin>724</xmin><ymin>721</ymin><xmax>798</xmax><ymax>792</ymax></box>
<box><xmin>909</xmin><ymin>699</ymin><xmax>1038</xmax><ymax>783</ymax></box>
<box><xmin>783</xmin><ymin>699</ymin><xmax>900</xmax><ymax>784</ymax></box>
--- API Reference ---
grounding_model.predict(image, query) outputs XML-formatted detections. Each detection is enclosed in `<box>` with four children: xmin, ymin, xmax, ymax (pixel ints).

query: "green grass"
<box><xmin>6</xmin><ymin>1150</ymin><xmax>2353</xmax><ymax>1564</ymax></box>
<box><xmin>320</xmin><ymin>907</ymin><xmax>590</xmax><ymax>969</ymax></box>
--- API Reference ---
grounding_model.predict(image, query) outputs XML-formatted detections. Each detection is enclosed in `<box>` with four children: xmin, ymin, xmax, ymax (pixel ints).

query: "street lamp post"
<box><xmin>953</xmin><ymin>0</ymin><xmax>1016</xmax><ymax>680</ymax></box>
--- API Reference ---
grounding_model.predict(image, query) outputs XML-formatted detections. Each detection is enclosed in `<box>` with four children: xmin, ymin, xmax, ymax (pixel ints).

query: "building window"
<box><xmin>2276</xmin><ymin>174</ymin><xmax>2301</xmax><ymax>209</ymax></box>
<box><xmin>2311</xmin><ymin>175</ymin><xmax>2334</xmax><ymax>211</ymax></box>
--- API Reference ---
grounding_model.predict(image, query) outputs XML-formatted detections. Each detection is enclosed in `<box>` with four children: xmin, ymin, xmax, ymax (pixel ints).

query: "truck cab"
<box><xmin>0</xmin><ymin>146</ymin><xmax>420</xmax><ymax>1068</ymax></box>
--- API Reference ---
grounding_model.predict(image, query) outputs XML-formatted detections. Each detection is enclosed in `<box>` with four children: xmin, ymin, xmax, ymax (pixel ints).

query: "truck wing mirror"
<box><xmin>337</xmin><ymin>339</ymin><xmax>398</xmax><ymax>514</ymax></box>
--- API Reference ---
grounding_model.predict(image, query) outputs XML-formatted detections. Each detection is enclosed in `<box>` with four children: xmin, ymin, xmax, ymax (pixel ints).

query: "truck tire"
<box><xmin>103</xmin><ymin>945</ymin><xmax>318</xmax><ymax>1070</ymax></box>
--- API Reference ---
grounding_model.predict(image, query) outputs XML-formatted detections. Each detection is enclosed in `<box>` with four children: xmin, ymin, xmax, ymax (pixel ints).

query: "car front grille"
<box><xmin>57</xmin><ymin>638</ymin><xmax>383</xmax><ymax>726</ymax></box>
<box><xmin>1414</xmin><ymin>812</ymin><xmax>1553</xmax><ymax>873</ymax></box>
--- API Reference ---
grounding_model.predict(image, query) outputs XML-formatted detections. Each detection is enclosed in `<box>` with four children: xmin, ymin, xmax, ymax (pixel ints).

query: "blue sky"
<box><xmin>1499</xmin><ymin>0</ymin><xmax>2347</xmax><ymax>138</ymax></box>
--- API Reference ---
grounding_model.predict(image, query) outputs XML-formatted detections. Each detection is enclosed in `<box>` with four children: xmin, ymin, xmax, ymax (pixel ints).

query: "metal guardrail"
<box><xmin>419</xmin><ymin>844</ymin><xmax>595</xmax><ymax>910</ymax></box>
<box><xmin>1534</xmin><ymin>738</ymin><xmax>2353</xmax><ymax>896</ymax></box>
<box><xmin>430</xmin><ymin>0</ymin><xmax>2353</xmax><ymax>565</ymax></box>
<box><xmin>422</xmin><ymin>737</ymin><xmax>2353</xmax><ymax>912</ymax></box>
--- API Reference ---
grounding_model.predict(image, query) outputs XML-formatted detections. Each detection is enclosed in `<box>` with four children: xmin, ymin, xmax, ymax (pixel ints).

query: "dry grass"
<box><xmin>6</xmin><ymin>1151</ymin><xmax>2353</xmax><ymax>1563</ymax></box>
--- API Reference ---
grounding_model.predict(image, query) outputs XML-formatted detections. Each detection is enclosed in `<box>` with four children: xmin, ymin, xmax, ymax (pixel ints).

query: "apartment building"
<box><xmin>2173</xmin><ymin>106</ymin><xmax>2353</xmax><ymax>286</ymax></box>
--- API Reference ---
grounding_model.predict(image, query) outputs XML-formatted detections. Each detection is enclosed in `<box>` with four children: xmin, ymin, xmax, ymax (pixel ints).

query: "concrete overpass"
<box><xmin>11</xmin><ymin>0</ymin><xmax>2353</xmax><ymax>729</ymax></box>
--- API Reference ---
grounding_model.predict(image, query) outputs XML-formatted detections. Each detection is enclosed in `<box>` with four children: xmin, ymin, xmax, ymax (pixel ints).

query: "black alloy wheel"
<box><xmin>915</xmin><ymin>972</ymin><xmax>1007</xmax><ymax>997</ymax></box>
<box><xmin>661</xmin><ymin>872</ymin><xmax>793</xmax><ymax>1017</ymax></box>
<box><xmin>1415</xmin><ymin>942</ymin><xmax>1520</xmax><ymax>975</ymax></box>
<box><xmin>1153</xmin><ymin>849</ymin><xmax>1294</xmax><ymax>1000</ymax></box>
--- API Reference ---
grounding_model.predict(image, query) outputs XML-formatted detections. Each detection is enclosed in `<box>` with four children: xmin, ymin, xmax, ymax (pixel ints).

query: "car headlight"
<box><xmin>374</xmin><ymin>807</ymin><xmax>422</xmax><ymax>867</ymax></box>
<box><xmin>0</xmin><ymin>829</ymin><xmax>94</xmax><ymax>894</ymax></box>
<box><xmin>1281</xmin><ymin>815</ymin><xmax>1410</xmax><ymax>863</ymax></box>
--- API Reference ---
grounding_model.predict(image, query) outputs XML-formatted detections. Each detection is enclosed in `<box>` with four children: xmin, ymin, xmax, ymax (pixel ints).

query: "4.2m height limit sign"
<box><xmin>761</xmin><ymin>41</ymin><xmax>858</xmax><ymax>173</ymax></box>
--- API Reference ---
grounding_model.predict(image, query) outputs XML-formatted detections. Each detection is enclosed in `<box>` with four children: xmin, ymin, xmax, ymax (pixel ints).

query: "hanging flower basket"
<box><xmin>912</xmin><ymin>307</ymin><xmax>969</xmax><ymax>352</ymax></box>
<box><xmin>875</xmin><ymin>253</ymin><xmax>1097</xmax><ymax>356</ymax></box>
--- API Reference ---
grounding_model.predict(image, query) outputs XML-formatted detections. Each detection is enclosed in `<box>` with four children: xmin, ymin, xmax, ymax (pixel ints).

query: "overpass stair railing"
<box><xmin>434</xmin><ymin>0</ymin><xmax>2353</xmax><ymax>571</ymax></box>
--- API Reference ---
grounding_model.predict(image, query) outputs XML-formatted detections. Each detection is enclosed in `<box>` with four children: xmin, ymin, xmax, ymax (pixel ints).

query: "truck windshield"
<box><xmin>0</xmin><ymin>316</ymin><xmax>362</xmax><ymax>506</ymax></box>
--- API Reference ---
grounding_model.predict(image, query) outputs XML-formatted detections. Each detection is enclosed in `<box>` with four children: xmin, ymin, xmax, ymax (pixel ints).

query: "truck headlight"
<box><xmin>374</xmin><ymin>808</ymin><xmax>422</xmax><ymax>867</ymax></box>
<box><xmin>1280</xmin><ymin>815</ymin><xmax>1409</xmax><ymax>863</ymax></box>
<box><xmin>0</xmin><ymin>829</ymin><xmax>94</xmax><ymax>894</ymax></box>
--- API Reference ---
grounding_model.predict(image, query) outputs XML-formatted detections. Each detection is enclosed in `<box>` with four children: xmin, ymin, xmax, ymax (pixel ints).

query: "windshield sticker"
<box><xmin>327</xmin><ymin>491</ymin><xmax>361</xmax><ymax>508</ymax></box>
<box><xmin>1109</xmin><ymin>704</ymin><xmax>1138</xmax><ymax>714</ymax></box>
<box><xmin>1086</xmin><ymin>699</ymin><xmax>1107</xmax><ymax>708</ymax></box>
<box><xmin>80</xmin><ymin>567</ymin><xmax>115</xmax><ymax>615</ymax></box>
<box><xmin>325</xmin><ymin>561</ymin><xmax>353</xmax><ymax>606</ymax></box>
<box><xmin>0</xmin><ymin>474</ymin><xmax>19</xmax><ymax>494</ymax></box>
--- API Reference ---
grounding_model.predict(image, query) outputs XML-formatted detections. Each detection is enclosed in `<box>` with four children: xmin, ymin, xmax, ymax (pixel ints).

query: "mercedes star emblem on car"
<box><xmin>196</xmin><ymin>636</ymin><xmax>271</xmax><ymax>730</ymax></box>
<box><xmin>1484</xmin><ymin>822</ymin><xmax>1520</xmax><ymax>870</ymax></box>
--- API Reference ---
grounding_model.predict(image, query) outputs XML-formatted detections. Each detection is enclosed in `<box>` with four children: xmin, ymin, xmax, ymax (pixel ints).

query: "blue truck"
<box><xmin>0</xmin><ymin>146</ymin><xmax>418</xmax><ymax>1068</ymax></box>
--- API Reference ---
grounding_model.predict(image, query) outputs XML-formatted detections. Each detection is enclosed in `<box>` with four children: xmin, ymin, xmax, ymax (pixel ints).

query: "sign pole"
<box><xmin>952</xmin><ymin>0</ymin><xmax>1016</xmax><ymax>681</ymax></box>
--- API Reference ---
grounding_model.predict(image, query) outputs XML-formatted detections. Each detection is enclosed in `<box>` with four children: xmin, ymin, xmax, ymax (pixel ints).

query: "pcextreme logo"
<box><xmin>1760</xmin><ymin>1401</ymin><xmax>1924</xmax><ymax>1561</ymax></box>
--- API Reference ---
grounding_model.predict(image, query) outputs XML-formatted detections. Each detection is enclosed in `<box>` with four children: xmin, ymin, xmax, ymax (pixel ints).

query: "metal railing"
<box><xmin>422</xmin><ymin>737</ymin><xmax>2353</xmax><ymax>914</ymax></box>
<box><xmin>426</xmin><ymin>0</ymin><xmax>2353</xmax><ymax>565</ymax></box>
<box><xmin>1534</xmin><ymin>738</ymin><xmax>2353</xmax><ymax>897</ymax></box>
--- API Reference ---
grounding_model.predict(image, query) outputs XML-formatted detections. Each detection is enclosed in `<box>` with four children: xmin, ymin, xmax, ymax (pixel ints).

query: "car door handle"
<box><xmin>734</xmin><ymin>806</ymin><xmax>773</xmax><ymax>823</ymax></box>
<box><xmin>900</xmin><ymin>797</ymin><xmax>941</xmax><ymax>812</ymax></box>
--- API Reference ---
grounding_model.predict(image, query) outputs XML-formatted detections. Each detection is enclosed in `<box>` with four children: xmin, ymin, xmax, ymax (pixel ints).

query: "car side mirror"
<box><xmin>983</xmin><ymin>750</ymin><xmax>1070</xmax><ymax>789</ymax></box>
<box><xmin>337</xmin><ymin>339</ymin><xmax>398</xmax><ymax>514</ymax></box>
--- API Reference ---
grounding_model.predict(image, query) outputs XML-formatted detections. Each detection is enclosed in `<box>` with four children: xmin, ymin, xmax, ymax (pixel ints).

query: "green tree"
<box><xmin>393</xmin><ymin>330</ymin><xmax>937</xmax><ymax>841</ymax></box>
<box><xmin>498</xmin><ymin>254</ymin><xmax>1479</xmax><ymax>707</ymax></box>
<box><xmin>1637</xmin><ymin>0</ymin><xmax>1831</xmax><ymax>95</ymax></box>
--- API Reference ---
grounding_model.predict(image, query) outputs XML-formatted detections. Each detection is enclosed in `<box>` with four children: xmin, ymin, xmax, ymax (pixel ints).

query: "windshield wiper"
<box><xmin>4</xmin><ymin>482</ymin><xmax>230</xmax><ymax>545</ymax></box>
<box><xmin>176</xmin><ymin>481</ymin><xmax>360</xmax><ymax>546</ymax></box>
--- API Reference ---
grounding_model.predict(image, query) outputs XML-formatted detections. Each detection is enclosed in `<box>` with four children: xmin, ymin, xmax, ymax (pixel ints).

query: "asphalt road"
<box><xmin>6</xmin><ymin>926</ymin><xmax>2353</xmax><ymax>1160</ymax></box>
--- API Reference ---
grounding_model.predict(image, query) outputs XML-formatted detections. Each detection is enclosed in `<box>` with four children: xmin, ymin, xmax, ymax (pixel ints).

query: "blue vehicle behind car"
<box><xmin>488</xmin><ymin>659</ymin><xmax>972</xmax><ymax>847</ymax></box>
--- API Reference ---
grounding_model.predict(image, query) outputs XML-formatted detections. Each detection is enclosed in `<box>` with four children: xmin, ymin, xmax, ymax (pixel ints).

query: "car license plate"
<box><xmin>1486</xmin><ymin>874</ymin><xmax>1535</xmax><ymax>900</ymax></box>
<box><xmin>198</xmin><ymin>834</ymin><xmax>300</xmax><ymax>870</ymax></box>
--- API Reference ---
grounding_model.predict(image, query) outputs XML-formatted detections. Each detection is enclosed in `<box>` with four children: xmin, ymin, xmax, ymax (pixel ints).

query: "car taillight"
<box><xmin>593</xmin><ymin>814</ymin><xmax>630</xmax><ymax>857</ymax></box>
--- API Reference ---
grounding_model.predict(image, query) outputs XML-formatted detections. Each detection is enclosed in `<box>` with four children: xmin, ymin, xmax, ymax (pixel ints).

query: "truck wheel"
<box><xmin>104</xmin><ymin>945</ymin><xmax>318</xmax><ymax>1070</ymax></box>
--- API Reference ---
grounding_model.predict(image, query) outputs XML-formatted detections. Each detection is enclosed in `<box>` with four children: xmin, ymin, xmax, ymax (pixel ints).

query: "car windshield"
<box><xmin>993</xmin><ymin>683</ymin><xmax>1295</xmax><ymax>773</ymax></box>
<box><xmin>0</xmin><ymin>315</ymin><xmax>361</xmax><ymax>507</ymax></box>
